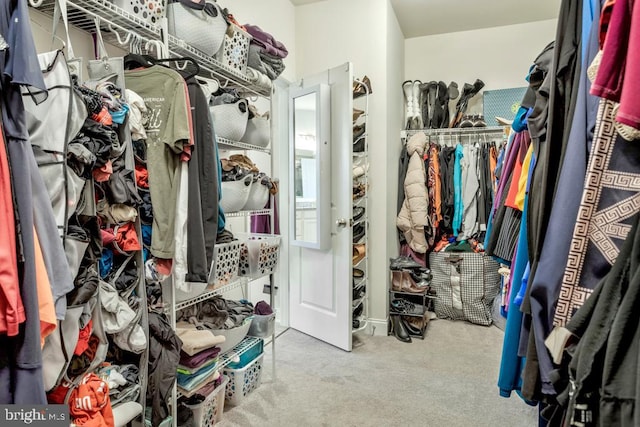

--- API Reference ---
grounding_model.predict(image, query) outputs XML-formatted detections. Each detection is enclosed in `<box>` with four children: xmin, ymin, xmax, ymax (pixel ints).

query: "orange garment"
<box><xmin>505</xmin><ymin>139</ymin><xmax>530</xmax><ymax>210</ymax></box>
<box><xmin>489</xmin><ymin>146</ymin><xmax>498</xmax><ymax>194</ymax></box>
<box><xmin>69</xmin><ymin>373</ymin><xmax>114</xmax><ymax>427</ymax></box>
<box><xmin>431</xmin><ymin>144</ymin><xmax>443</xmax><ymax>223</ymax></box>
<box><xmin>33</xmin><ymin>227</ymin><xmax>57</xmax><ymax>347</ymax></box>
<box><xmin>0</xmin><ymin>128</ymin><xmax>25</xmax><ymax>336</ymax></box>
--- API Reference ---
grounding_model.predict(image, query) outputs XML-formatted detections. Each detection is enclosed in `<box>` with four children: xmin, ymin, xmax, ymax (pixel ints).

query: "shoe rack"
<box><xmin>388</xmin><ymin>264</ymin><xmax>435</xmax><ymax>341</ymax></box>
<box><xmin>352</xmin><ymin>77</ymin><xmax>370</xmax><ymax>333</ymax></box>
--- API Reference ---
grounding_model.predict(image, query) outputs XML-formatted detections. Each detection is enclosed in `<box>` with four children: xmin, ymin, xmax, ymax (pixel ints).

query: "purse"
<box><xmin>167</xmin><ymin>0</ymin><xmax>228</xmax><ymax>56</ymax></box>
<box><xmin>428</xmin><ymin>252</ymin><xmax>500</xmax><ymax>326</ymax></box>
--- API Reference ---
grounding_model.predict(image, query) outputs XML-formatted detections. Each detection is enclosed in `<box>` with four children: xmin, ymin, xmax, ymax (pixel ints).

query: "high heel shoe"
<box><xmin>390</xmin><ymin>315</ymin><xmax>411</xmax><ymax>343</ymax></box>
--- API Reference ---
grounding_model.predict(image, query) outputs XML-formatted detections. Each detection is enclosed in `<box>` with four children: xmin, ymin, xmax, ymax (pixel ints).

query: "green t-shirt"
<box><xmin>125</xmin><ymin>66</ymin><xmax>191</xmax><ymax>259</ymax></box>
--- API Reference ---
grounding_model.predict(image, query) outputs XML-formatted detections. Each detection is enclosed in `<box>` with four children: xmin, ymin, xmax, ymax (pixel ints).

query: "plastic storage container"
<box><xmin>210</xmin><ymin>317</ymin><xmax>253</xmax><ymax>354</ymax></box>
<box><xmin>225</xmin><ymin>338</ymin><xmax>263</xmax><ymax>369</ymax></box>
<box><xmin>223</xmin><ymin>353</ymin><xmax>263</xmax><ymax>406</ymax></box>
<box><xmin>184</xmin><ymin>376</ymin><xmax>229</xmax><ymax>427</ymax></box>
<box><xmin>215</xmin><ymin>24</ymin><xmax>251</xmax><ymax>75</ymax></box>
<box><xmin>208</xmin><ymin>241</ymin><xmax>242</xmax><ymax>289</ymax></box>
<box><xmin>236</xmin><ymin>233</ymin><xmax>281</xmax><ymax>278</ymax></box>
<box><xmin>220</xmin><ymin>175</ymin><xmax>252</xmax><ymax>213</ymax></box>
<box><xmin>247</xmin><ymin>313</ymin><xmax>275</xmax><ymax>338</ymax></box>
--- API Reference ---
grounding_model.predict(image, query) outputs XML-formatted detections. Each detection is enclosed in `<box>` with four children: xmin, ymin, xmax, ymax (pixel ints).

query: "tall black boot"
<box><xmin>390</xmin><ymin>315</ymin><xmax>412</xmax><ymax>343</ymax></box>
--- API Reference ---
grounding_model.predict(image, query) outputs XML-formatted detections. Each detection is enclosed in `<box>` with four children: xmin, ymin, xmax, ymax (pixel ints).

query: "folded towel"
<box><xmin>244</xmin><ymin>24</ymin><xmax>289</xmax><ymax>58</ymax></box>
<box><xmin>176</xmin><ymin>322</ymin><xmax>226</xmax><ymax>356</ymax></box>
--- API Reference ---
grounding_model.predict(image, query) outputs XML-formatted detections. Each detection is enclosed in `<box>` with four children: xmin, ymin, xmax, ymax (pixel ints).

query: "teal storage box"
<box><xmin>225</xmin><ymin>338</ymin><xmax>263</xmax><ymax>369</ymax></box>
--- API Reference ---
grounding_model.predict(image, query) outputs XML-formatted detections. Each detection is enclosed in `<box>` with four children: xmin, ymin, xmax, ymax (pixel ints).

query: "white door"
<box><xmin>288</xmin><ymin>63</ymin><xmax>353</xmax><ymax>351</ymax></box>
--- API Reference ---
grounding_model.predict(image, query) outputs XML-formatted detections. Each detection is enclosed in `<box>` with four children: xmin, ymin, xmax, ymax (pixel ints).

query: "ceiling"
<box><xmin>289</xmin><ymin>0</ymin><xmax>560</xmax><ymax>39</ymax></box>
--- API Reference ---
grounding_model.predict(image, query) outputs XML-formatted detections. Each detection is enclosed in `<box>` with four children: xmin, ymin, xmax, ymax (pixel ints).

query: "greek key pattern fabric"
<box><xmin>429</xmin><ymin>252</ymin><xmax>500</xmax><ymax>326</ymax></box>
<box><xmin>554</xmin><ymin>99</ymin><xmax>640</xmax><ymax>326</ymax></box>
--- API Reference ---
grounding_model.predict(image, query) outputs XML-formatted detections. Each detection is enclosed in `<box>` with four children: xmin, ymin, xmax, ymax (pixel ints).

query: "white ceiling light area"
<box><xmin>390</xmin><ymin>0</ymin><xmax>560</xmax><ymax>38</ymax></box>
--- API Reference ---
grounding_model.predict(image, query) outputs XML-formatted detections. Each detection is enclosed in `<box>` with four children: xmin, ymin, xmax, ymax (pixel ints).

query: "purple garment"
<box><xmin>255</xmin><ymin>300</ymin><xmax>273</xmax><ymax>315</ymax></box>
<box><xmin>250</xmin><ymin>196</ymin><xmax>280</xmax><ymax>234</ymax></box>
<box><xmin>179</xmin><ymin>346</ymin><xmax>220</xmax><ymax>369</ymax></box>
<box><xmin>244</xmin><ymin>24</ymin><xmax>289</xmax><ymax>59</ymax></box>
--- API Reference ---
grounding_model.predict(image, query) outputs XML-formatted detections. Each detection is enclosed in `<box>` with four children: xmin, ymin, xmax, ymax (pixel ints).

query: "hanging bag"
<box><xmin>210</xmin><ymin>99</ymin><xmax>250</xmax><ymax>141</ymax></box>
<box><xmin>166</xmin><ymin>0</ymin><xmax>228</xmax><ymax>56</ymax></box>
<box><xmin>428</xmin><ymin>252</ymin><xmax>500</xmax><ymax>325</ymax></box>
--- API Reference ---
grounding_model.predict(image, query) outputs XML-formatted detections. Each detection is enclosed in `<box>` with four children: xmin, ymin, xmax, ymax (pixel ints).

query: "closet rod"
<box><xmin>402</xmin><ymin>126</ymin><xmax>506</xmax><ymax>137</ymax></box>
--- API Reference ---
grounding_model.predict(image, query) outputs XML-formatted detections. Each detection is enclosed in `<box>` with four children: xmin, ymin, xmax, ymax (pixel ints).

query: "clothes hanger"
<box><xmin>153</xmin><ymin>57</ymin><xmax>200</xmax><ymax>80</ymax></box>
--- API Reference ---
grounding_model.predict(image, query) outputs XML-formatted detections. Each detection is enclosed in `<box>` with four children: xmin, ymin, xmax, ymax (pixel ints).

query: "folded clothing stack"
<box><xmin>244</xmin><ymin>24</ymin><xmax>288</xmax><ymax>81</ymax></box>
<box><xmin>175</xmin><ymin>324</ymin><xmax>226</xmax><ymax>394</ymax></box>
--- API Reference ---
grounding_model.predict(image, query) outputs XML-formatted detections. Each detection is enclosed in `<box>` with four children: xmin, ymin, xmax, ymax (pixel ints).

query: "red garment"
<box><xmin>135</xmin><ymin>164</ymin><xmax>149</xmax><ymax>188</ymax></box>
<box><xmin>0</xmin><ymin>127</ymin><xmax>25</xmax><ymax>336</ymax></box>
<box><xmin>69</xmin><ymin>373</ymin><xmax>114</xmax><ymax>427</ymax></box>
<box><xmin>74</xmin><ymin>320</ymin><xmax>93</xmax><ymax>356</ymax></box>
<box><xmin>592</xmin><ymin>0</ymin><xmax>640</xmax><ymax>129</ymax></box>
<box><xmin>92</xmin><ymin>160</ymin><xmax>112</xmax><ymax>183</ymax></box>
<box><xmin>113</xmin><ymin>222</ymin><xmax>141</xmax><ymax>254</ymax></box>
<box><xmin>155</xmin><ymin>258</ymin><xmax>173</xmax><ymax>276</ymax></box>
<box><xmin>504</xmin><ymin>138</ymin><xmax>529</xmax><ymax>210</ymax></box>
<box><xmin>180</xmin><ymin>82</ymin><xmax>194</xmax><ymax>162</ymax></box>
<box><xmin>91</xmin><ymin>106</ymin><xmax>113</xmax><ymax>126</ymax></box>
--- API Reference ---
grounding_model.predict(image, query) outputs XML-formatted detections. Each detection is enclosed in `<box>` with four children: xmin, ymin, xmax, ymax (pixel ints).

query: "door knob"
<box><xmin>336</xmin><ymin>218</ymin><xmax>353</xmax><ymax>228</ymax></box>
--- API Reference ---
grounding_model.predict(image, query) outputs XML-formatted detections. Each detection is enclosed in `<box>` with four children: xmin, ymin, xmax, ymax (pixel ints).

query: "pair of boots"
<box><xmin>391</xmin><ymin>270</ymin><xmax>429</xmax><ymax>293</ymax></box>
<box><xmin>402</xmin><ymin>80</ymin><xmax>459</xmax><ymax>130</ymax></box>
<box><xmin>389</xmin><ymin>315</ymin><xmax>425</xmax><ymax>343</ymax></box>
<box><xmin>450</xmin><ymin>79</ymin><xmax>485</xmax><ymax>128</ymax></box>
<box><xmin>402</xmin><ymin>80</ymin><xmax>423</xmax><ymax>130</ymax></box>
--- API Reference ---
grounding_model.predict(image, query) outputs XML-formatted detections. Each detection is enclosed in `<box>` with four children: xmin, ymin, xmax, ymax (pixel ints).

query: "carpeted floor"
<box><xmin>218</xmin><ymin>320</ymin><xmax>538</xmax><ymax>427</ymax></box>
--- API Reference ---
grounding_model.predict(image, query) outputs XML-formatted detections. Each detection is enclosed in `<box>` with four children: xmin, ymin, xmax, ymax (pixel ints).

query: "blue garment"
<box><xmin>498</xmin><ymin>183</ymin><xmax>531</xmax><ymax>398</ymax></box>
<box><xmin>525</xmin><ymin>0</ymin><xmax>602</xmax><ymax>395</ymax></box>
<box><xmin>452</xmin><ymin>144</ymin><xmax>464</xmax><ymax>236</ymax></box>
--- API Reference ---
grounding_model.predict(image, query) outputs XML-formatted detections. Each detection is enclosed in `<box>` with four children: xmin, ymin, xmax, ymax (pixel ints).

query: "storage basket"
<box><xmin>111</xmin><ymin>0</ymin><xmax>165</xmax><ymax>25</ymax></box>
<box><xmin>223</xmin><ymin>353</ymin><xmax>263</xmax><ymax>406</ymax></box>
<box><xmin>211</xmin><ymin>99</ymin><xmax>249</xmax><ymax>141</ymax></box>
<box><xmin>207</xmin><ymin>241</ymin><xmax>241</xmax><ymax>288</ymax></box>
<box><xmin>216</xmin><ymin>24</ymin><xmax>251</xmax><ymax>75</ymax></box>
<box><xmin>248</xmin><ymin>314</ymin><xmax>275</xmax><ymax>338</ymax></box>
<box><xmin>210</xmin><ymin>317</ymin><xmax>253</xmax><ymax>354</ymax></box>
<box><xmin>225</xmin><ymin>337</ymin><xmax>263</xmax><ymax>369</ymax></box>
<box><xmin>183</xmin><ymin>375</ymin><xmax>229</xmax><ymax>427</ymax></box>
<box><xmin>242</xmin><ymin>179</ymin><xmax>269</xmax><ymax>211</ymax></box>
<box><xmin>167</xmin><ymin>0</ymin><xmax>228</xmax><ymax>57</ymax></box>
<box><xmin>236</xmin><ymin>233</ymin><xmax>281</xmax><ymax>277</ymax></box>
<box><xmin>240</xmin><ymin>115</ymin><xmax>270</xmax><ymax>148</ymax></box>
<box><xmin>220</xmin><ymin>175</ymin><xmax>253</xmax><ymax>213</ymax></box>
<box><xmin>174</xmin><ymin>282</ymin><xmax>208</xmax><ymax>303</ymax></box>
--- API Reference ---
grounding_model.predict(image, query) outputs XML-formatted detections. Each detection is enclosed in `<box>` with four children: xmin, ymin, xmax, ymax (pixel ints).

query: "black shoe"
<box><xmin>389</xmin><ymin>256</ymin><xmax>423</xmax><ymax>270</ymax></box>
<box><xmin>353</xmin><ymin>319</ymin><xmax>361</xmax><ymax>329</ymax></box>
<box><xmin>353</xmin><ymin>223</ymin><xmax>365</xmax><ymax>243</ymax></box>
<box><xmin>353</xmin><ymin>300</ymin><xmax>364</xmax><ymax>318</ymax></box>
<box><xmin>402</xmin><ymin>317</ymin><xmax>423</xmax><ymax>335</ymax></box>
<box><xmin>353</xmin><ymin>206</ymin><xmax>365</xmax><ymax>222</ymax></box>
<box><xmin>390</xmin><ymin>315</ymin><xmax>411</xmax><ymax>343</ymax></box>
<box><xmin>390</xmin><ymin>299</ymin><xmax>420</xmax><ymax>315</ymax></box>
<box><xmin>353</xmin><ymin>136</ymin><xmax>365</xmax><ymax>152</ymax></box>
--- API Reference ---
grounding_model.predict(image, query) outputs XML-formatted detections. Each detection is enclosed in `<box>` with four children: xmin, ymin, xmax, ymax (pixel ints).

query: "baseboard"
<box><xmin>368</xmin><ymin>318</ymin><xmax>388</xmax><ymax>336</ymax></box>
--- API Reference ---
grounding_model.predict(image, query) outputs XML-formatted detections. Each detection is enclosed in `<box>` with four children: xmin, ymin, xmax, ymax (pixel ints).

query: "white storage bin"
<box><xmin>184</xmin><ymin>376</ymin><xmax>229</xmax><ymax>427</ymax></box>
<box><xmin>247</xmin><ymin>313</ymin><xmax>275</xmax><ymax>338</ymax></box>
<box><xmin>207</xmin><ymin>241</ymin><xmax>241</xmax><ymax>289</ymax></box>
<box><xmin>242</xmin><ymin>179</ymin><xmax>269</xmax><ymax>211</ymax></box>
<box><xmin>223</xmin><ymin>353</ymin><xmax>263</xmax><ymax>406</ymax></box>
<box><xmin>210</xmin><ymin>317</ymin><xmax>253</xmax><ymax>354</ymax></box>
<box><xmin>236</xmin><ymin>233</ymin><xmax>281</xmax><ymax>277</ymax></box>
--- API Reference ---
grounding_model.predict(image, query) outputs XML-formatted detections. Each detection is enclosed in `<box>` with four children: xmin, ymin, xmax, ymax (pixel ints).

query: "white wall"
<box><xmin>296</xmin><ymin>0</ymin><xmax>402</xmax><ymax>334</ymax></box>
<box><xmin>384</xmin><ymin>0</ymin><xmax>404</xmax><ymax>329</ymax></box>
<box><xmin>405</xmin><ymin>19</ymin><xmax>557</xmax><ymax>114</ymax></box>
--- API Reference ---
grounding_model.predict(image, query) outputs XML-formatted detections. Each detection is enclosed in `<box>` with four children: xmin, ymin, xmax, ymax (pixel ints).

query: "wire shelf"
<box><xmin>402</xmin><ymin>126</ymin><xmax>506</xmax><ymax>138</ymax></box>
<box><xmin>167</xmin><ymin>35</ymin><xmax>271</xmax><ymax>98</ymax></box>
<box><xmin>225</xmin><ymin>209</ymin><xmax>272</xmax><ymax>218</ymax></box>
<box><xmin>172</xmin><ymin>278</ymin><xmax>244</xmax><ymax>312</ymax></box>
<box><xmin>217</xmin><ymin>137</ymin><xmax>271</xmax><ymax>154</ymax></box>
<box><xmin>34</xmin><ymin>0</ymin><xmax>161</xmax><ymax>45</ymax></box>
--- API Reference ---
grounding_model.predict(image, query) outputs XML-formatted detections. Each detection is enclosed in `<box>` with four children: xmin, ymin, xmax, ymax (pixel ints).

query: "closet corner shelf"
<box><xmin>171</xmin><ymin>278</ymin><xmax>244</xmax><ymax>312</ymax></box>
<box><xmin>225</xmin><ymin>209</ymin><xmax>272</xmax><ymax>218</ymax></box>
<box><xmin>217</xmin><ymin>137</ymin><xmax>271</xmax><ymax>154</ymax></box>
<box><xmin>176</xmin><ymin>336</ymin><xmax>262</xmax><ymax>399</ymax></box>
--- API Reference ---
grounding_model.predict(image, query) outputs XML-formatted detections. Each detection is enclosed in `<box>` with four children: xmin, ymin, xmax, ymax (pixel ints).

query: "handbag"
<box><xmin>428</xmin><ymin>252</ymin><xmax>500</xmax><ymax>326</ymax></box>
<box><xmin>167</xmin><ymin>0</ymin><xmax>228</xmax><ymax>56</ymax></box>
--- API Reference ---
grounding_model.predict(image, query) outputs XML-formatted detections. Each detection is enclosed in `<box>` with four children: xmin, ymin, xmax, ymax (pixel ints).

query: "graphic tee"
<box><xmin>125</xmin><ymin>66</ymin><xmax>190</xmax><ymax>258</ymax></box>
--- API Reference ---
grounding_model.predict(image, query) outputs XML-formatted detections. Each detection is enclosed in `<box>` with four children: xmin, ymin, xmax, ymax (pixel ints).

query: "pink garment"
<box><xmin>92</xmin><ymin>160</ymin><xmax>113</xmax><ymax>182</ymax></box>
<box><xmin>591</xmin><ymin>0</ymin><xmax>640</xmax><ymax>129</ymax></box>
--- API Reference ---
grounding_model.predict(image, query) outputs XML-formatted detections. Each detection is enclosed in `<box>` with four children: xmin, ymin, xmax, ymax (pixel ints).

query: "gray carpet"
<box><xmin>218</xmin><ymin>320</ymin><xmax>537</xmax><ymax>426</ymax></box>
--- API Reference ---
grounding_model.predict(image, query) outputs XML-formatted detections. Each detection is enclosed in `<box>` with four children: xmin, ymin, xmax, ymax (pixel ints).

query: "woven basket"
<box><xmin>211</xmin><ymin>99</ymin><xmax>249</xmax><ymax>141</ymax></box>
<box><xmin>221</xmin><ymin>175</ymin><xmax>252</xmax><ymax>213</ymax></box>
